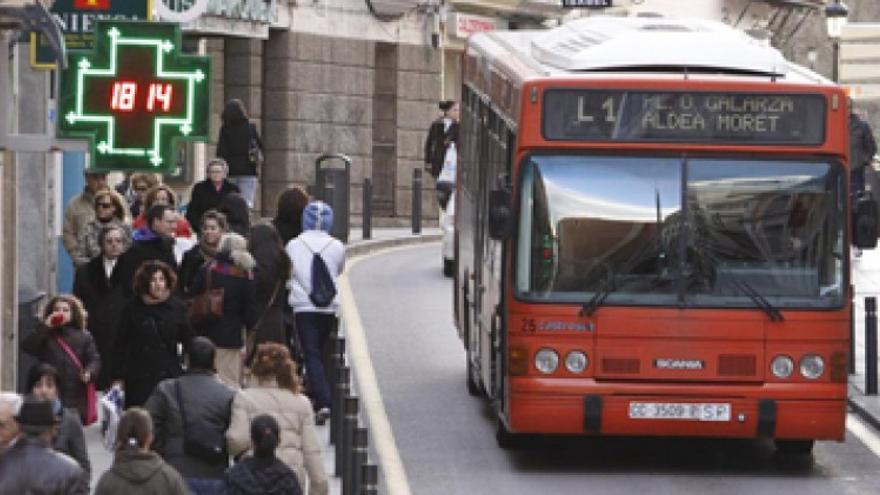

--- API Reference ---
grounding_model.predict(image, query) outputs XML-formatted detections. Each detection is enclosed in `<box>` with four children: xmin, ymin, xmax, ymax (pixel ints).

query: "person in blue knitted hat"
<box><xmin>284</xmin><ymin>201</ymin><xmax>345</xmax><ymax>424</ymax></box>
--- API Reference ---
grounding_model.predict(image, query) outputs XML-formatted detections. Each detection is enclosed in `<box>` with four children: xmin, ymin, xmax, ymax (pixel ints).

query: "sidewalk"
<box><xmin>85</xmin><ymin>227</ymin><xmax>441</xmax><ymax>492</ymax></box>
<box><xmin>849</xmin><ymin>247</ymin><xmax>880</xmax><ymax>432</ymax></box>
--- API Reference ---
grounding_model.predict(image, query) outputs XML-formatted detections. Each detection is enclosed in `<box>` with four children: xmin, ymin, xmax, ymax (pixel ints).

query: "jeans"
<box><xmin>186</xmin><ymin>478</ymin><xmax>224</xmax><ymax>495</ymax></box>
<box><xmin>295</xmin><ymin>312</ymin><xmax>335</xmax><ymax>411</ymax></box>
<box><xmin>229</xmin><ymin>176</ymin><xmax>257</xmax><ymax>208</ymax></box>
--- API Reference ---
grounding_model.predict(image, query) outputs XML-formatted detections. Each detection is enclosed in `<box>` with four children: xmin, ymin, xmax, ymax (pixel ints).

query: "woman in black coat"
<box><xmin>179</xmin><ymin>210</ymin><xmax>228</xmax><ymax>296</ymax></box>
<box><xmin>73</xmin><ymin>225</ymin><xmax>128</xmax><ymax>390</ymax></box>
<box><xmin>271</xmin><ymin>186</ymin><xmax>309</xmax><ymax>246</ymax></box>
<box><xmin>217</xmin><ymin>99</ymin><xmax>262</xmax><ymax>208</ymax></box>
<box><xmin>21</xmin><ymin>294</ymin><xmax>100</xmax><ymax>423</ymax></box>
<box><xmin>190</xmin><ymin>233</ymin><xmax>258</xmax><ymax>387</ymax></box>
<box><xmin>248</xmin><ymin>224</ymin><xmax>291</xmax><ymax>345</ymax></box>
<box><xmin>423</xmin><ymin>100</ymin><xmax>459</xmax><ymax>180</ymax></box>
<box><xmin>112</xmin><ymin>261</ymin><xmax>194</xmax><ymax>408</ymax></box>
<box><xmin>185</xmin><ymin>159</ymin><xmax>240</xmax><ymax>234</ymax></box>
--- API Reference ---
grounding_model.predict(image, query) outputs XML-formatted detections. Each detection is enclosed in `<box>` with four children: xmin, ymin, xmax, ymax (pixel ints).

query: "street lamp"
<box><xmin>825</xmin><ymin>0</ymin><xmax>849</xmax><ymax>83</ymax></box>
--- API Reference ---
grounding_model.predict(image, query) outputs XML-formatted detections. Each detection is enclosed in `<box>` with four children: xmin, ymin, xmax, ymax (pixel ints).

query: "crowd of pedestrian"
<box><xmin>0</xmin><ymin>101</ymin><xmax>347</xmax><ymax>492</ymax></box>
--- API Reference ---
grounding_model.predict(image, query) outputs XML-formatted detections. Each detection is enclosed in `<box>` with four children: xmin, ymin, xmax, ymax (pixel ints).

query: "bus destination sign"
<box><xmin>542</xmin><ymin>90</ymin><xmax>826</xmax><ymax>145</ymax></box>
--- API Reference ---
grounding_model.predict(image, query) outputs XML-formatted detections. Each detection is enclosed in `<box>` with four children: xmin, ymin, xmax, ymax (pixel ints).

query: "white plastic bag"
<box><xmin>438</xmin><ymin>142</ymin><xmax>457</xmax><ymax>184</ymax></box>
<box><xmin>100</xmin><ymin>385</ymin><xmax>124</xmax><ymax>451</ymax></box>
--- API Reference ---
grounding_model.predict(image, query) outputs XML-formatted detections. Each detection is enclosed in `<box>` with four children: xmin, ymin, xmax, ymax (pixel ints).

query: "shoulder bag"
<box><xmin>187</xmin><ymin>262</ymin><xmax>224</xmax><ymax>326</ymax></box>
<box><xmin>174</xmin><ymin>379</ymin><xmax>228</xmax><ymax>464</ymax></box>
<box><xmin>54</xmin><ymin>335</ymin><xmax>98</xmax><ymax>425</ymax></box>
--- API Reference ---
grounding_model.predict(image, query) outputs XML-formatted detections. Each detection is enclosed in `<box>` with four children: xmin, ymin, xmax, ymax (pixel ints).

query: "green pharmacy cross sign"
<box><xmin>58</xmin><ymin>21</ymin><xmax>211</xmax><ymax>172</ymax></box>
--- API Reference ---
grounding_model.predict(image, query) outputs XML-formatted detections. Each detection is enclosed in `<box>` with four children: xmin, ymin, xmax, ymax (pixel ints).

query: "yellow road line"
<box><xmin>338</xmin><ymin>249</ymin><xmax>415</xmax><ymax>495</ymax></box>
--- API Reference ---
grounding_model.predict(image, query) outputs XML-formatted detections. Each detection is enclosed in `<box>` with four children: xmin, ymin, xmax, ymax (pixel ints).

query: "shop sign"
<box><xmin>29</xmin><ymin>0</ymin><xmax>151</xmax><ymax>69</ymax></box>
<box><xmin>58</xmin><ymin>21</ymin><xmax>211</xmax><ymax>172</ymax></box>
<box><xmin>449</xmin><ymin>12</ymin><xmax>498</xmax><ymax>39</ymax></box>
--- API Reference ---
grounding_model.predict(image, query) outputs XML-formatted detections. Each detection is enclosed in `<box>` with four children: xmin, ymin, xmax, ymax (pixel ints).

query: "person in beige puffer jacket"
<box><xmin>226</xmin><ymin>342</ymin><xmax>328</xmax><ymax>495</ymax></box>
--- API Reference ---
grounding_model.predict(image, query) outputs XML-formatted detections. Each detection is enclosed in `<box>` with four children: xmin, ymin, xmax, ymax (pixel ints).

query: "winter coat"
<box><xmin>179</xmin><ymin>244</ymin><xmax>213</xmax><ymax>296</ymax></box>
<box><xmin>186</xmin><ymin>179</ymin><xmax>241</xmax><ymax>233</ymax></box>
<box><xmin>73</xmin><ymin>255</ymin><xmax>128</xmax><ymax>389</ymax></box>
<box><xmin>54</xmin><ymin>408</ymin><xmax>91</xmax><ymax>490</ymax></box>
<box><xmin>120</xmin><ymin>228</ymin><xmax>178</xmax><ymax>296</ymax></box>
<box><xmin>252</xmin><ymin>249</ymin><xmax>289</xmax><ymax>345</ymax></box>
<box><xmin>21</xmin><ymin>324</ymin><xmax>100</xmax><ymax>422</ymax></box>
<box><xmin>424</xmin><ymin>118</ymin><xmax>459</xmax><ymax>179</ymax></box>
<box><xmin>285</xmin><ymin>231</ymin><xmax>345</xmax><ymax>314</ymax></box>
<box><xmin>73</xmin><ymin>218</ymin><xmax>132</xmax><ymax>267</ymax></box>
<box><xmin>221</xmin><ymin>456</ymin><xmax>303</xmax><ymax>495</ymax></box>
<box><xmin>94</xmin><ymin>448</ymin><xmax>189</xmax><ymax>495</ymax></box>
<box><xmin>132</xmin><ymin>214</ymin><xmax>193</xmax><ymax>239</ymax></box>
<box><xmin>144</xmin><ymin>370</ymin><xmax>236</xmax><ymax>479</ymax></box>
<box><xmin>850</xmin><ymin>113</ymin><xmax>878</xmax><ymax>172</ymax></box>
<box><xmin>226</xmin><ymin>382</ymin><xmax>328</xmax><ymax>495</ymax></box>
<box><xmin>217</xmin><ymin>107</ymin><xmax>262</xmax><ymax>177</ymax></box>
<box><xmin>190</xmin><ymin>253</ymin><xmax>258</xmax><ymax>348</ymax></box>
<box><xmin>0</xmin><ymin>437</ymin><xmax>87</xmax><ymax>495</ymax></box>
<box><xmin>62</xmin><ymin>188</ymin><xmax>98</xmax><ymax>261</ymax></box>
<box><xmin>111</xmin><ymin>296</ymin><xmax>194</xmax><ymax>408</ymax></box>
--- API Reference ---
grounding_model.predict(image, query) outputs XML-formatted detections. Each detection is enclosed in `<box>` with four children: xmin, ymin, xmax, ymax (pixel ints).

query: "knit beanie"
<box><xmin>302</xmin><ymin>201</ymin><xmax>333</xmax><ymax>233</ymax></box>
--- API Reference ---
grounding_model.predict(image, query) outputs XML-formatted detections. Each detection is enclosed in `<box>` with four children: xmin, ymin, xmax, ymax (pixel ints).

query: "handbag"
<box><xmin>247</xmin><ymin>123</ymin><xmax>263</xmax><ymax>168</ymax></box>
<box><xmin>54</xmin><ymin>335</ymin><xmax>98</xmax><ymax>425</ymax></box>
<box><xmin>174</xmin><ymin>379</ymin><xmax>228</xmax><ymax>464</ymax></box>
<box><xmin>187</xmin><ymin>262</ymin><xmax>224</xmax><ymax>326</ymax></box>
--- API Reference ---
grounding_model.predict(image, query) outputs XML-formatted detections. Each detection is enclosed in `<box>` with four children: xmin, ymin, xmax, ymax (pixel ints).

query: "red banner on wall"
<box><xmin>74</xmin><ymin>0</ymin><xmax>111</xmax><ymax>10</ymax></box>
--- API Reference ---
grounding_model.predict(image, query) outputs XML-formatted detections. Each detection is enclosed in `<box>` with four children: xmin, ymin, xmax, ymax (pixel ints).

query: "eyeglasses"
<box><xmin>134</xmin><ymin>186</ymin><xmax>148</xmax><ymax>192</ymax></box>
<box><xmin>97</xmin><ymin>202</ymin><xmax>114</xmax><ymax>208</ymax></box>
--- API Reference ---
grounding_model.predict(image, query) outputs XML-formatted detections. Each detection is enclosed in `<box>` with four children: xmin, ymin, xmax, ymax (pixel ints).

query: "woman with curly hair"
<box><xmin>21</xmin><ymin>294</ymin><xmax>100</xmax><ymax>424</ymax></box>
<box><xmin>132</xmin><ymin>184</ymin><xmax>194</xmax><ymax>239</ymax></box>
<box><xmin>111</xmin><ymin>260</ymin><xmax>195</xmax><ymax>408</ymax></box>
<box><xmin>226</xmin><ymin>343</ymin><xmax>327</xmax><ymax>495</ymax></box>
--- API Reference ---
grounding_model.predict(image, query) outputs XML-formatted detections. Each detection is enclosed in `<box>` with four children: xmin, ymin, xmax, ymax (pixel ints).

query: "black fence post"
<box><xmin>349</xmin><ymin>427</ymin><xmax>368</xmax><ymax>495</ymax></box>
<box><xmin>361</xmin><ymin>464</ymin><xmax>378</xmax><ymax>495</ymax></box>
<box><xmin>363</xmin><ymin>178</ymin><xmax>372</xmax><ymax>240</ymax></box>
<box><xmin>341</xmin><ymin>395</ymin><xmax>359</xmax><ymax>492</ymax></box>
<box><xmin>412</xmin><ymin>168</ymin><xmax>422</xmax><ymax>234</ymax></box>
<box><xmin>851</xmin><ymin>289</ymin><xmax>856</xmax><ymax>374</ymax></box>
<box><xmin>331</xmin><ymin>366</ymin><xmax>350</xmax><ymax>448</ymax></box>
<box><xmin>866</xmin><ymin>296</ymin><xmax>878</xmax><ymax>395</ymax></box>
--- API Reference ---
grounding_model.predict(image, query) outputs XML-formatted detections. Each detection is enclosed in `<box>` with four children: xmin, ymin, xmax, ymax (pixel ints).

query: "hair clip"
<box><xmin>128</xmin><ymin>437</ymin><xmax>138</xmax><ymax>447</ymax></box>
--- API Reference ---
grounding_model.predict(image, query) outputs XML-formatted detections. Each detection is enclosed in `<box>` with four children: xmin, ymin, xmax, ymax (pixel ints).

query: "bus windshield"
<box><xmin>516</xmin><ymin>155</ymin><xmax>846</xmax><ymax>309</ymax></box>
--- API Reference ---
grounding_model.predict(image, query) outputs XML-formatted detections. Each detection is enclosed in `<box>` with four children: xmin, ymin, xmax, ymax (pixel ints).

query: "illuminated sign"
<box><xmin>543</xmin><ymin>90</ymin><xmax>826</xmax><ymax>145</ymax></box>
<box><xmin>58</xmin><ymin>21</ymin><xmax>211</xmax><ymax>172</ymax></box>
<box><xmin>562</xmin><ymin>0</ymin><xmax>612</xmax><ymax>7</ymax></box>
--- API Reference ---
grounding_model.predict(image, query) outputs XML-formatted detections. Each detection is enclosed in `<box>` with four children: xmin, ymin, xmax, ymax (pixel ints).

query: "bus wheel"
<box><xmin>774</xmin><ymin>439</ymin><xmax>814</xmax><ymax>455</ymax></box>
<box><xmin>495</xmin><ymin>416</ymin><xmax>524</xmax><ymax>449</ymax></box>
<box><xmin>466</xmin><ymin>353</ymin><xmax>481</xmax><ymax>396</ymax></box>
<box><xmin>443</xmin><ymin>258</ymin><xmax>454</xmax><ymax>277</ymax></box>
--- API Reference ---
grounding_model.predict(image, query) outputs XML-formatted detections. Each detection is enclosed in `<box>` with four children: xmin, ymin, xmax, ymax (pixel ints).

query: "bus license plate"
<box><xmin>628</xmin><ymin>402</ymin><xmax>731</xmax><ymax>421</ymax></box>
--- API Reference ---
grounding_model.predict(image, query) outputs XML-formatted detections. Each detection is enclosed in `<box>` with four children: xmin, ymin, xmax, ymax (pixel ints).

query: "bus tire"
<box><xmin>774</xmin><ymin>439</ymin><xmax>814</xmax><ymax>455</ymax></box>
<box><xmin>495</xmin><ymin>416</ymin><xmax>524</xmax><ymax>449</ymax></box>
<box><xmin>443</xmin><ymin>258</ymin><xmax>454</xmax><ymax>277</ymax></box>
<box><xmin>466</xmin><ymin>353</ymin><xmax>481</xmax><ymax>396</ymax></box>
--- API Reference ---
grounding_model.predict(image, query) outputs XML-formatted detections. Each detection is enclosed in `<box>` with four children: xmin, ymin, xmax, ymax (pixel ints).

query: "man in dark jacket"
<box><xmin>850</xmin><ymin>109</ymin><xmax>878</xmax><ymax>195</ymax></box>
<box><xmin>0</xmin><ymin>398</ymin><xmax>86</xmax><ymax>495</ymax></box>
<box><xmin>121</xmin><ymin>204</ymin><xmax>179</xmax><ymax>294</ymax></box>
<box><xmin>73</xmin><ymin>225</ymin><xmax>128</xmax><ymax>389</ymax></box>
<box><xmin>145</xmin><ymin>337</ymin><xmax>234</xmax><ymax>494</ymax></box>
<box><xmin>186</xmin><ymin>159</ymin><xmax>240</xmax><ymax>234</ymax></box>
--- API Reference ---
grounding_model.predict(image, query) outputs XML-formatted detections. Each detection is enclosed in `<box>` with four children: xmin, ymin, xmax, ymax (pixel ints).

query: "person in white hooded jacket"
<box><xmin>284</xmin><ymin>201</ymin><xmax>344</xmax><ymax>424</ymax></box>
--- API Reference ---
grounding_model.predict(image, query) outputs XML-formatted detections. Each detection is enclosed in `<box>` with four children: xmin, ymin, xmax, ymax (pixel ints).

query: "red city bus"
<box><xmin>454</xmin><ymin>17</ymin><xmax>871</xmax><ymax>453</ymax></box>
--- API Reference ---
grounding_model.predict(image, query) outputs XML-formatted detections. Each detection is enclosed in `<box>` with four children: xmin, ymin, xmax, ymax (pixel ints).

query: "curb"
<box><xmin>346</xmin><ymin>234</ymin><xmax>442</xmax><ymax>259</ymax></box>
<box><xmin>848</xmin><ymin>384</ymin><xmax>880</xmax><ymax>432</ymax></box>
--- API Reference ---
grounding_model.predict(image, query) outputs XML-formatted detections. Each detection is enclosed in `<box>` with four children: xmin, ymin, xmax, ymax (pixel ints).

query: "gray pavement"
<box><xmin>84</xmin><ymin>227</ymin><xmax>438</xmax><ymax>493</ymax></box>
<box><xmin>848</xmin><ymin>248</ymin><xmax>880</xmax><ymax>432</ymax></box>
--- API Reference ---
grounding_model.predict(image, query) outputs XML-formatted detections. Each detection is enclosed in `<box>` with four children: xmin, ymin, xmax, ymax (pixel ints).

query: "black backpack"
<box><xmin>302</xmin><ymin>240</ymin><xmax>337</xmax><ymax>307</ymax></box>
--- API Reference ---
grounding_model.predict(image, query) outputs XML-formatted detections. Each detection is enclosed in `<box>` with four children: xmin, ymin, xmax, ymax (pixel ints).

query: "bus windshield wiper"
<box><xmin>732</xmin><ymin>280</ymin><xmax>784</xmax><ymax>322</ymax></box>
<box><xmin>580</xmin><ymin>278</ymin><xmax>614</xmax><ymax>317</ymax></box>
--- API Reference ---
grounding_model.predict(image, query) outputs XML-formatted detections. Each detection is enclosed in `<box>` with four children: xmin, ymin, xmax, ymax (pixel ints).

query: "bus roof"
<box><xmin>469</xmin><ymin>16</ymin><xmax>831</xmax><ymax>87</ymax></box>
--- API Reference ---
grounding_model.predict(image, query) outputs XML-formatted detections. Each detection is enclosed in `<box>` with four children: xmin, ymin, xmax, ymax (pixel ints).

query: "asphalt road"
<box><xmin>348</xmin><ymin>243</ymin><xmax>880</xmax><ymax>495</ymax></box>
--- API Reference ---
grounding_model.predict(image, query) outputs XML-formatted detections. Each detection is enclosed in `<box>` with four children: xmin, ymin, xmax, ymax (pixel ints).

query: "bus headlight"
<box><xmin>771</xmin><ymin>355</ymin><xmax>794</xmax><ymax>379</ymax></box>
<box><xmin>565</xmin><ymin>351</ymin><xmax>588</xmax><ymax>373</ymax></box>
<box><xmin>799</xmin><ymin>354</ymin><xmax>825</xmax><ymax>380</ymax></box>
<box><xmin>535</xmin><ymin>348</ymin><xmax>559</xmax><ymax>374</ymax></box>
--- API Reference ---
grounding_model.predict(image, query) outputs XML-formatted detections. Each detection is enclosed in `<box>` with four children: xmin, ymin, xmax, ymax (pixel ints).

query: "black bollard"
<box><xmin>363</xmin><ymin>178</ymin><xmax>372</xmax><ymax>240</ymax></box>
<box><xmin>348</xmin><ymin>427</ymin><xmax>368</xmax><ymax>495</ymax></box>
<box><xmin>851</xmin><ymin>290</ymin><xmax>856</xmax><ymax>374</ymax></box>
<box><xmin>867</xmin><ymin>296</ymin><xmax>878</xmax><ymax>395</ymax></box>
<box><xmin>331</xmin><ymin>366</ymin><xmax>350</xmax><ymax>447</ymax></box>
<box><xmin>412</xmin><ymin>168</ymin><xmax>422</xmax><ymax>234</ymax></box>
<box><xmin>340</xmin><ymin>395</ymin><xmax>359</xmax><ymax>490</ymax></box>
<box><xmin>326</xmin><ymin>336</ymin><xmax>346</xmax><ymax>399</ymax></box>
<box><xmin>361</xmin><ymin>464</ymin><xmax>379</xmax><ymax>495</ymax></box>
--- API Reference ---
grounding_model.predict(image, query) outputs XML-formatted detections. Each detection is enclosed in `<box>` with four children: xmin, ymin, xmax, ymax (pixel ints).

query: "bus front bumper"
<box><xmin>507</xmin><ymin>378</ymin><xmax>846</xmax><ymax>441</ymax></box>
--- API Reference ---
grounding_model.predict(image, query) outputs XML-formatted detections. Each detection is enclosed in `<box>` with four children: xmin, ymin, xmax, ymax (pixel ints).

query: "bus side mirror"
<box><xmin>489</xmin><ymin>189</ymin><xmax>513</xmax><ymax>240</ymax></box>
<box><xmin>854</xmin><ymin>193</ymin><xmax>879</xmax><ymax>249</ymax></box>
